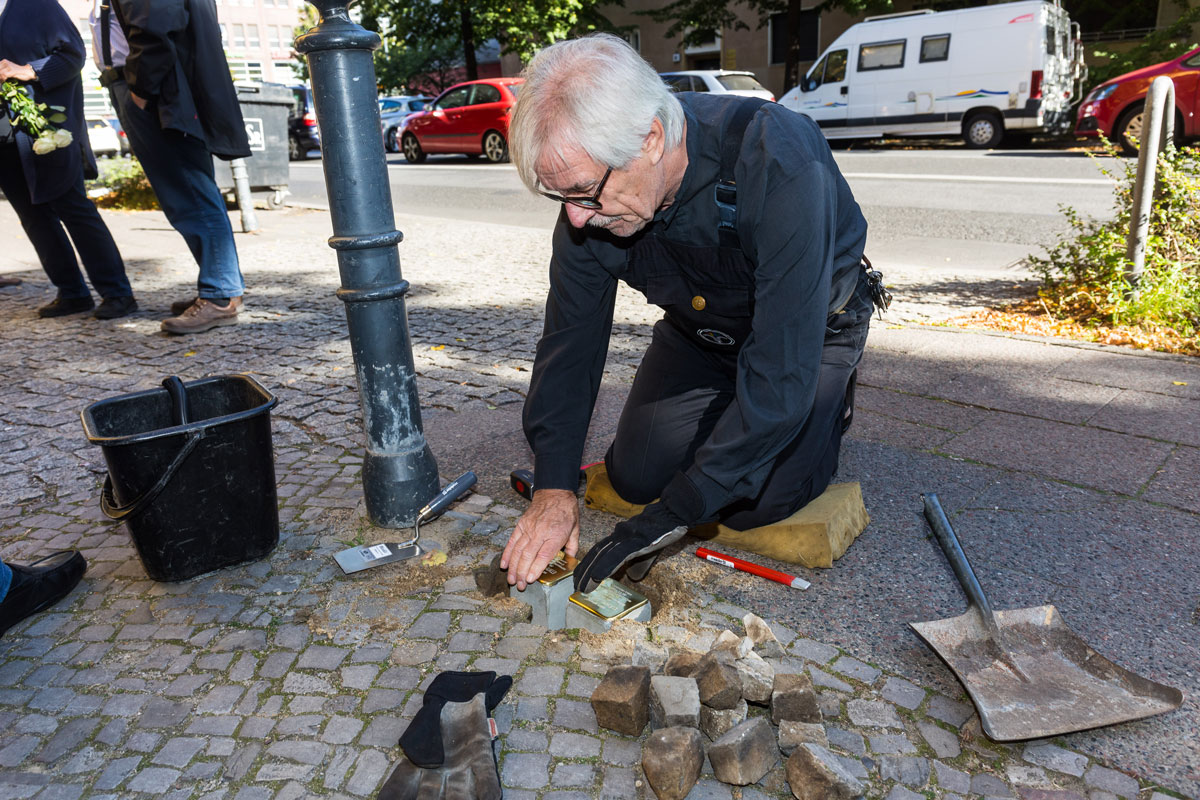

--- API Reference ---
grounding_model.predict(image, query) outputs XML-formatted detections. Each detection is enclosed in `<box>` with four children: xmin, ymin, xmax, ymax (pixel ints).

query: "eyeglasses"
<box><xmin>537</xmin><ymin>166</ymin><xmax>612</xmax><ymax>210</ymax></box>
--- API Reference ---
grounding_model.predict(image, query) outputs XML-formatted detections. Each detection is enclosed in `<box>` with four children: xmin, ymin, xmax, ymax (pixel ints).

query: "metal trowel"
<box><xmin>334</xmin><ymin>471</ymin><xmax>477</xmax><ymax>574</ymax></box>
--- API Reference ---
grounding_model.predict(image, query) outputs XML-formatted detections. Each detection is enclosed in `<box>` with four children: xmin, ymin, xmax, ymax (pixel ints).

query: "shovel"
<box><xmin>912</xmin><ymin>493</ymin><xmax>1182</xmax><ymax>741</ymax></box>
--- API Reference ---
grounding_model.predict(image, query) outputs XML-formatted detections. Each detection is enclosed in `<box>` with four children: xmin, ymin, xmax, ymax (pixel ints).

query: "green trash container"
<box><xmin>213</xmin><ymin>81</ymin><xmax>293</xmax><ymax>208</ymax></box>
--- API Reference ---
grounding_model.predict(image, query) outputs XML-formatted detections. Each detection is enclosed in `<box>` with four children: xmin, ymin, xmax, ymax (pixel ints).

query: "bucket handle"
<box><xmin>101</xmin><ymin>429</ymin><xmax>205</xmax><ymax>521</ymax></box>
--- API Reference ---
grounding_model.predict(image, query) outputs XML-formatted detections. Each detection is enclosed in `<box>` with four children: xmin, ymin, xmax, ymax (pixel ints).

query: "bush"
<box><xmin>1028</xmin><ymin>139</ymin><xmax>1200</xmax><ymax>342</ymax></box>
<box><xmin>88</xmin><ymin>158</ymin><xmax>159</xmax><ymax>210</ymax></box>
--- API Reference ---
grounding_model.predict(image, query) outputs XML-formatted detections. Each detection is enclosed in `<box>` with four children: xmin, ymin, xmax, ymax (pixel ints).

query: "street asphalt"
<box><xmin>0</xmin><ymin>201</ymin><xmax>1196</xmax><ymax>799</ymax></box>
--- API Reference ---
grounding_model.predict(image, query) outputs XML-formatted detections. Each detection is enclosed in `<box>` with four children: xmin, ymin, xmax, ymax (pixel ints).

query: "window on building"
<box><xmin>919</xmin><ymin>34</ymin><xmax>950</xmax><ymax>62</ymax></box>
<box><xmin>623</xmin><ymin>28</ymin><xmax>641</xmax><ymax>53</ymax></box>
<box><xmin>857</xmin><ymin>39</ymin><xmax>905</xmax><ymax>71</ymax></box>
<box><xmin>228</xmin><ymin>59</ymin><xmax>264</xmax><ymax>82</ymax></box>
<box><xmin>263</xmin><ymin>0</ymin><xmax>275</xmax><ymax>6</ymax></box>
<box><xmin>768</xmin><ymin>10</ymin><xmax>819</xmax><ymax>65</ymax></box>
<box><xmin>247</xmin><ymin>24</ymin><xmax>260</xmax><ymax>48</ymax></box>
<box><xmin>231</xmin><ymin>23</ymin><xmax>245</xmax><ymax>48</ymax></box>
<box><xmin>268</xmin><ymin>26</ymin><xmax>280</xmax><ymax>49</ymax></box>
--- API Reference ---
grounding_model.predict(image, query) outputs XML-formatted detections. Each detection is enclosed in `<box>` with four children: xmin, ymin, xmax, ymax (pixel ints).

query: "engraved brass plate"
<box><xmin>537</xmin><ymin>552</ymin><xmax>579</xmax><ymax>586</ymax></box>
<box><xmin>569</xmin><ymin>579</ymin><xmax>648</xmax><ymax>620</ymax></box>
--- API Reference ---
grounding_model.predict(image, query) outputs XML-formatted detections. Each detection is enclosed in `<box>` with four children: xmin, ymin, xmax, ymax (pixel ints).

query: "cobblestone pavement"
<box><xmin>0</xmin><ymin>204</ymin><xmax>1196</xmax><ymax>800</ymax></box>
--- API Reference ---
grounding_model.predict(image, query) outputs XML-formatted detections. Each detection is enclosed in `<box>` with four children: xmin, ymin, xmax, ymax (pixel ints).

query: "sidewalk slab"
<box><xmin>939</xmin><ymin>412</ymin><xmax>1173</xmax><ymax>495</ymax></box>
<box><xmin>1087</xmin><ymin>389</ymin><xmax>1200</xmax><ymax>447</ymax></box>
<box><xmin>1142</xmin><ymin>445</ymin><xmax>1200</xmax><ymax>514</ymax></box>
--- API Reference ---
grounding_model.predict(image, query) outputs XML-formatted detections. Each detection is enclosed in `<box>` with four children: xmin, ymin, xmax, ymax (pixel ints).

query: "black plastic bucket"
<box><xmin>81</xmin><ymin>375</ymin><xmax>280</xmax><ymax>582</ymax></box>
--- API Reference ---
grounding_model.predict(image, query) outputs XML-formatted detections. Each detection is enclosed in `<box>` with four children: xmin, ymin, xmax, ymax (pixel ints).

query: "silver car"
<box><xmin>659</xmin><ymin>70</ymin><xmax>775</xmax><ymax>102</ymax></box>
<box><xmin>379</xmin><ymin>95</ymin><xmax>432</xmax><ymax>153</ymax></box>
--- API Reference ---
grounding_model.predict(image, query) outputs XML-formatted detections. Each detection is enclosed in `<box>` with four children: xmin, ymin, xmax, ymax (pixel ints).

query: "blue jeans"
<box><xmin>0</xmin><ymin>560</ymin><xmax>11</xmax><ymax>602</ymax></box>
<box><xmin>110</xmin><ymin>82</ymin><xmax>244</xmax><ymax>299</ymax></box>
<box><xmin>0</xmin><ymin>144</ymin><xmax>132</xmax><ymax>300</ymax></box>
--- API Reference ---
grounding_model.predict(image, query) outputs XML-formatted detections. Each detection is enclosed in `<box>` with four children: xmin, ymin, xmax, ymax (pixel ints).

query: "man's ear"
<box><xmin>643</xmin><ymin>118</ymin><xmax>667</xmax><ymax>166</ymax></box>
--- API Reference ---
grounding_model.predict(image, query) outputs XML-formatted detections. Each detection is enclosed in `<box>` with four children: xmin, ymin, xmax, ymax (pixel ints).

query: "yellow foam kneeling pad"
<box><xmin>693</xmin><ymin>482</ymin><xmax>870</xmax><ymax>569</ymax></box>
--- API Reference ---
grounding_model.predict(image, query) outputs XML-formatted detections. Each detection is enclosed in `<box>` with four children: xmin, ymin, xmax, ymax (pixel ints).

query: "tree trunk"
<box><xmin>460</xmin><ymin>3</ymin><xmax>478</xmax><ymax>81</ymax></box>
<box><xmin>783</xmin><ymin>0</ymin><xmax>804</xmax><ymax>94</ymax></box>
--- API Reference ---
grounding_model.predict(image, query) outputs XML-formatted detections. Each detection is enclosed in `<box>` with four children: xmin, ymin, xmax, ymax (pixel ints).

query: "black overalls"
<box><xmin>604</xmin><ymin>102</ymin><xmax>875</xmax><ymax>532</ymax></box>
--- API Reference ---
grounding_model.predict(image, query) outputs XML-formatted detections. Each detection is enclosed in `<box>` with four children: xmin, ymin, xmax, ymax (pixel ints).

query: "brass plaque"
<box><xmin>569</xmin><ymin>579</ymin><xmax>648</xmax><ymax>620</ymax></box>
<box><xmin>691</xmin><ymin>295</ymin><xmax>706</xmax><ymax>311</ymax></box>
<box><xmin>537</xmin><ymin>553</ymin><xmax>578</xmax><ymax>586</ymax></box>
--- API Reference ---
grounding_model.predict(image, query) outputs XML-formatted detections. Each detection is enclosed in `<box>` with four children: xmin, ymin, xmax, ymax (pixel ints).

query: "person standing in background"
<box><xmin>0</xmin><ymin>0</ymin><xmax>137</xmax><ymax>319</ymax></box>
<box><xmin>92</xmin><ymin>0</ymin><xmax>251</xmax><ymax>335</ymax></box>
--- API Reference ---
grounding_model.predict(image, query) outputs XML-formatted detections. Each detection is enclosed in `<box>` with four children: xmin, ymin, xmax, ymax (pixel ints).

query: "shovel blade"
<box><xmin>911</xmin><ymin>604</ymin><xmax>1182</xmax><ymax>741</ymax></box>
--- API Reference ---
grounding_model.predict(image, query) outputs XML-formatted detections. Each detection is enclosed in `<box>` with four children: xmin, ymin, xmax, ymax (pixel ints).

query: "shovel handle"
<box><xmin>921</xmin><ymin>493</ymin><xmax>996</xmax><ymax>620</ymax></box>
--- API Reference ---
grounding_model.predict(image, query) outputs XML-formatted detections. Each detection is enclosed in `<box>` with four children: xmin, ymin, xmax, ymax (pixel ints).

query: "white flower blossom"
<box><xmin>52</xmin><ymin>129</ymin><xmax>73</xmax><ymax>148</ymax></box>
<box><xmin>31</xmin><ymin>134</ymin><xmax>56</xmax><ymax>155</ymax></box>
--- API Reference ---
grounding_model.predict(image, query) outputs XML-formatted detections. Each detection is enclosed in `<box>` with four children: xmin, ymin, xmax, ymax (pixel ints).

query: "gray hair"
<box><xmin>509</xmin><ymin>33</ymin><xmax>685</xmax><ymax>192</ymax></box>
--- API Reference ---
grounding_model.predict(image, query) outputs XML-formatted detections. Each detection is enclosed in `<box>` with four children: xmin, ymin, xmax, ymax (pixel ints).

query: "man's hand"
<box><xmin>0</xmin><ymin>61</ymin><xmax>36</xmax><ymax>82</ymax></box>
<box><xmin>130</xmin><ymin>92</ymin><xmax>148</xmax><ymax>110</ymax></box>
<box><xmin>572</xmin><ymin>501</ymin><xmax>689</xmax><ymax>593</ymax></box>
<box><xmin>501</xmin><ymin>489</ymin><xmax>579</xmax><ymax>590</ymax></box>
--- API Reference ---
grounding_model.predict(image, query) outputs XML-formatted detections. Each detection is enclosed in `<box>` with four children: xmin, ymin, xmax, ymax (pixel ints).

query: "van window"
<box><xmin>858</xmin><ymin>39</ymin><xmax>906</xmax><ymax>71</ymax></box>
<box><xmin>1045</xmin><ymin>26</ymin><xmax>1056</xmax><ymax>57</ymax></box>
<box><xmin>808</xmin><ymin>50</ymin><xmax>849</xmax><ymax>86</ymax></box>
<box><xmin>920</xmin><ymin>34</ymin><xmax>950</xmax><ymax>63</ymax></box>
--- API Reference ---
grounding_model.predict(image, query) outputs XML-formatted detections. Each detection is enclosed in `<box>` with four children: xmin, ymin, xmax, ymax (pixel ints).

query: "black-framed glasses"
<box><xmin>538</xmin><ymin>166</ymin><xmax>612</xmax><ymax>210</ymax></box>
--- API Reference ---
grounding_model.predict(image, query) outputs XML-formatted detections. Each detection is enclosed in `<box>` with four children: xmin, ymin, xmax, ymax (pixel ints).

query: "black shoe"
<box><xmin>94</xmin><ymin>295</ymin><xmax>139</xmax><ymax>320</ymax></box>
<box><xmin>0</xmin><ymin>551</ymin><xmax>87</xmax><ymax>638</ymax></box>
<box><xmin>170</xmin><ymin>297</ymin><xmax>198</xmax><ymax>316</ymax></box>
<box><xmin>37</xmin><ymin>296</ymin><xmax>95</xmax><ymax>318</ymax></box>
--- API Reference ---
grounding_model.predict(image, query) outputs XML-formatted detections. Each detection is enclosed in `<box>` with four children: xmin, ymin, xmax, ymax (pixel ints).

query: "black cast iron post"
<box><xmin>295</xmin><ymin>2</ymin><xmax>440</xmax><ymax>527</ymax></box>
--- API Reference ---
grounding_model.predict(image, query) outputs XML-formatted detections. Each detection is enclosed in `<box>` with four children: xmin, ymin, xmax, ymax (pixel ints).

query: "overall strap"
<box><xmin>715</xmin><ymin>98</ymin><xmax>768</xmax><ymax>249</ymax></box>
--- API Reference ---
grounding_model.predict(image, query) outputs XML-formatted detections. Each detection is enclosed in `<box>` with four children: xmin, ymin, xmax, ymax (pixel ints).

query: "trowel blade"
<box><xmin>333</xmin><ymin>541</ymin><xmax>443</xmax><ymax>574</ymax></box>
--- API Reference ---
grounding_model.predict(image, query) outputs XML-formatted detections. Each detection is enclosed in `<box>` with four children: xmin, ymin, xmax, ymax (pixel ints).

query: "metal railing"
<box><xmin>1124</xmin><ymin>75</ymin><xmax>1176</xmax><ymax>301</ymax></box>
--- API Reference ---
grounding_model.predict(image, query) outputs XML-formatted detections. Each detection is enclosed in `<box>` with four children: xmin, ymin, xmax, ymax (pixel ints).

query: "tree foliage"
<box><xmin>1082</xmin><ymin>0</ymin><xmax>1200</xmax><ymax>91</ymax></box>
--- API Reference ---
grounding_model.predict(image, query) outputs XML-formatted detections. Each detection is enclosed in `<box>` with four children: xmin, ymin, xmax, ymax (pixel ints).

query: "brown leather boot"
<box><xmin>161</xmin><ymin>297</ymin><xmax>242</xmax><ymax>334</ymax></box>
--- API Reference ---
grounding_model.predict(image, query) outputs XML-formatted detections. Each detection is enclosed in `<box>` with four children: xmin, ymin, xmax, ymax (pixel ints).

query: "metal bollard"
<box><xmin>295</xmin><ymin>0</ymin><xmax>440</xmax><ymax>527</ymax></box>
<box><xmin>229</xmin><ymin>157</ymin><xmax>259</xmax><ymax>233</ymax></box>
<box><xmin>1124</xmin><ymin>75</ymin><xmax>1176</xmax><ymax>300</ymax></box>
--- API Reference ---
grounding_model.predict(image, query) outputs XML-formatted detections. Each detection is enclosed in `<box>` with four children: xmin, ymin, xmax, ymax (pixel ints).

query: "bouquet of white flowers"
<box><xmin>1</xmin><ymin>79</ymin><xmax>72</xmax><ymax>154</ymax></box>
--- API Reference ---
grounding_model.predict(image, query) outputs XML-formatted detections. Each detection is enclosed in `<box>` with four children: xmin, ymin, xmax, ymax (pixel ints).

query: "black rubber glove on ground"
<box><xmin>573</xmin><ymin>472</ymin><xmax>709</xmax><ymax>594</ymax></box>
<box><xmin>379</xmin><ymin>670</ymin><xmax>511</xmax><ymax>800</ymax></box>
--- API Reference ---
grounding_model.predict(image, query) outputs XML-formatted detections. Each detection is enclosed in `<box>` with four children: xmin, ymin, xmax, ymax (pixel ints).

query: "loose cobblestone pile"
<box><xmin>0</xmin><ymin>207</ymin><xmax>1188</xmax><ymax>799</ymax></box>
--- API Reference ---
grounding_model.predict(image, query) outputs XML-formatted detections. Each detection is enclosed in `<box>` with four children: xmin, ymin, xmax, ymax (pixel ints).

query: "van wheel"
<box><xmin>402</xmin><ymin>133</ymin><xmax>426</xmax><ymax>164</ymax></box>
<box><xmin>963</xmin><ymin>111</ymin><xmax>1004</xmax><ymax>148</ymax></box>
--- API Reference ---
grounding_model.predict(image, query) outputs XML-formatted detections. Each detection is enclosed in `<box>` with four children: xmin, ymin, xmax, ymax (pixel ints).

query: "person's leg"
<box><xmin>0</xmin><ymin>145</ymin><xmax>90</xmax><ymax>300</ymax></box>
<box><xmin>112</xmin><ymin>83</ymin><xmax>243</xmax><ymax>300</ymax></box>
<box><xmin>720</xmin><ymin>280</ymin><xmax>873</xmax><ymax>531</ymax></box>
<box><xmin>606</xmin><ymin>319</ymin><xmax>736</xmax><ymax>505</ymax></box>
<box><xmin>0</xmin><ymin>551</ymin><xmax>87</xmax><ymax>639</ymax></box>
<box><xmin>46</xmin><ymin>174</ymin><xmax>133</xmax><ymax>300</ymax></box>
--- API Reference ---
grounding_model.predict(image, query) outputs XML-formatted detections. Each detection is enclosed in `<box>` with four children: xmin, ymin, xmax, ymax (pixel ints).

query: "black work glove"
<box><xmin>380</xmin><ymin>671</ymin><xmax>511</xmax><ymax>800</ymax></box>
<box><xmin>573</xmin><ymin>472</ymin><xmax>709</xmax><ymax>594</ymax></box>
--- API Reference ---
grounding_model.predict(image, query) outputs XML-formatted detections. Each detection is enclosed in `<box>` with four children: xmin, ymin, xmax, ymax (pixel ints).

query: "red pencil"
<box><xmin>695</xmin><ymin>547</ymin><xmax>811</xmax><ymax>590</ymax></box>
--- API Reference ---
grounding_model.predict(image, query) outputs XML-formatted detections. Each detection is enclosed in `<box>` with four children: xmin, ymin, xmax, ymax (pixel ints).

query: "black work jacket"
<box><xmin>523</xmin><ymin>93</ymin><xmax>868</xmax><ymax>517</ymax></box>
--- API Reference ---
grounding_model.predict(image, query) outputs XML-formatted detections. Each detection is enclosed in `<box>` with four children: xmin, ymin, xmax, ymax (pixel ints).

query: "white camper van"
<box><xmin>778</xmin><ymin>0</ymin><xmax>1086</xmax><ymax>147</ymax></box>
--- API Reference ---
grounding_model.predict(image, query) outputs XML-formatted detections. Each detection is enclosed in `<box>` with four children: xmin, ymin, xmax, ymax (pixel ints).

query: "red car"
<box><xmin>399</xmin><ymin>78</ymin><xmax>524</xmax><ymax>164</ymax></box>
<box><xmin>1075</xmin><ymin>46</ymin><xmax>1200</xmax><ymax>155</ymax></box>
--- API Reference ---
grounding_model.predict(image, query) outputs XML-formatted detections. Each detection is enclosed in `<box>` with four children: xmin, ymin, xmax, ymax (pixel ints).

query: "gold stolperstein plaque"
<box><xmin>537</xmin><ymin>553</ymin><xmax>578</xmax><ymax>586</ymax></box>
<box><xmin>569</xmin><ymin>578</ymin><xmax>648</xmax><ymax>621</ymax></box>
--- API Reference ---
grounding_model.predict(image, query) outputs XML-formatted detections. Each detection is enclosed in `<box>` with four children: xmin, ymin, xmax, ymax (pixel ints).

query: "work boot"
<box><xmin>0</xmin><ymin>275</ymin><xmax>21</xmax><ymax>287</ymax></box>
<box><xmin>170</xmin><ymin>297</ymin><xmax>198</xmax><ymax>315</ymax></box>
<box><xmin>37</xmin><ymin>295</ymin><xmax>95</xmax><ymax>317</ymax></box>
<box><xmin>161</xmin><ymin>297</ymin><xmax>242</xmax><ymax>335</ymax></box>
<box><xmin>94</xmin><ymin>295</ymin><xmax>139</xmax><ymax>320</ymax></box>
<box><xmin>0</xmin><ymin>551</ymin><xmax>87</xmax><ymax>639</ymax></box>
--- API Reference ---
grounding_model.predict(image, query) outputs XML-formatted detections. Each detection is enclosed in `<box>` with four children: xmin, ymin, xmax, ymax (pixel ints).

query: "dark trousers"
<box><xmin>0</xmin><ymin>144</ymin><xmax>131</xmax><ymax>300</ymax></box>
<box><xmin>109</xmin><ymin>82</ymin><xmax>244</xmax><ymax>299</ymax></box>
<box><xmin>607</xmin><ymin>277</ymin><xmax>872</xmax><ymax>531</ymax></box>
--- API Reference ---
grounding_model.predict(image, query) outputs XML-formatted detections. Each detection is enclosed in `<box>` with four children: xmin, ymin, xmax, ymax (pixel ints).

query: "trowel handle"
<box><xmin>921</xmin><ymin>493</ymin><xmax>996</xmax><ymax>621</ymax></box>
<box><xmin>419</xmin><ymin>471</ymin><xmax>477</xmax><ymax>521</ymax></box>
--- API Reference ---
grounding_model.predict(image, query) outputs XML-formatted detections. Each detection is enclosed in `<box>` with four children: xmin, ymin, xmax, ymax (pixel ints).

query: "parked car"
<box><xmin>779</xmin><ymin>0</ymin><xmax>1086</xmax><ymax>148</ymax></box>
<box><xmin>105</xmin><ymin>117</ymin><xmax>131</xmax><ymax>156</ymax></box>
<box><xmin>288</xmin><ymin>84</ymin><xmax>321</xmax><ymax>161</ymax></box>
<box><xmin>398</xmin><ymin>78</ymin><xmax>523</xmax><ymax>163</ymax></box>
<box><xmin>1075</xmin><ymin>45</ymin><xmax>1200</xmax><ymax>155</ymax></box>
<box><xmin>86</xmin><ymin>117</ymin><xmax>120</xmax><ymax>158</ymax></box>
<box><xmin>660</xmin><ymin>70</ymin><xmax>775</xmax><ymax>101</ymax></box>
<box><xmin>380</xmin><ymin>95</ymin><xmax>432</xmax><ymax>152</ymax></box>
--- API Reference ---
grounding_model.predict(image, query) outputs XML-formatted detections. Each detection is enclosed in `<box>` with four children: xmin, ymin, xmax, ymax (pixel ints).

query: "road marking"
<box><xmin>842</xmin><ymin>171</ymin><xmax>1114</xmax><ymax>186</ymax></box>
<box><xmin>290</xmin><ymin>161</ymin><xmax>516</xmax><ymax>172</ymax></box>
